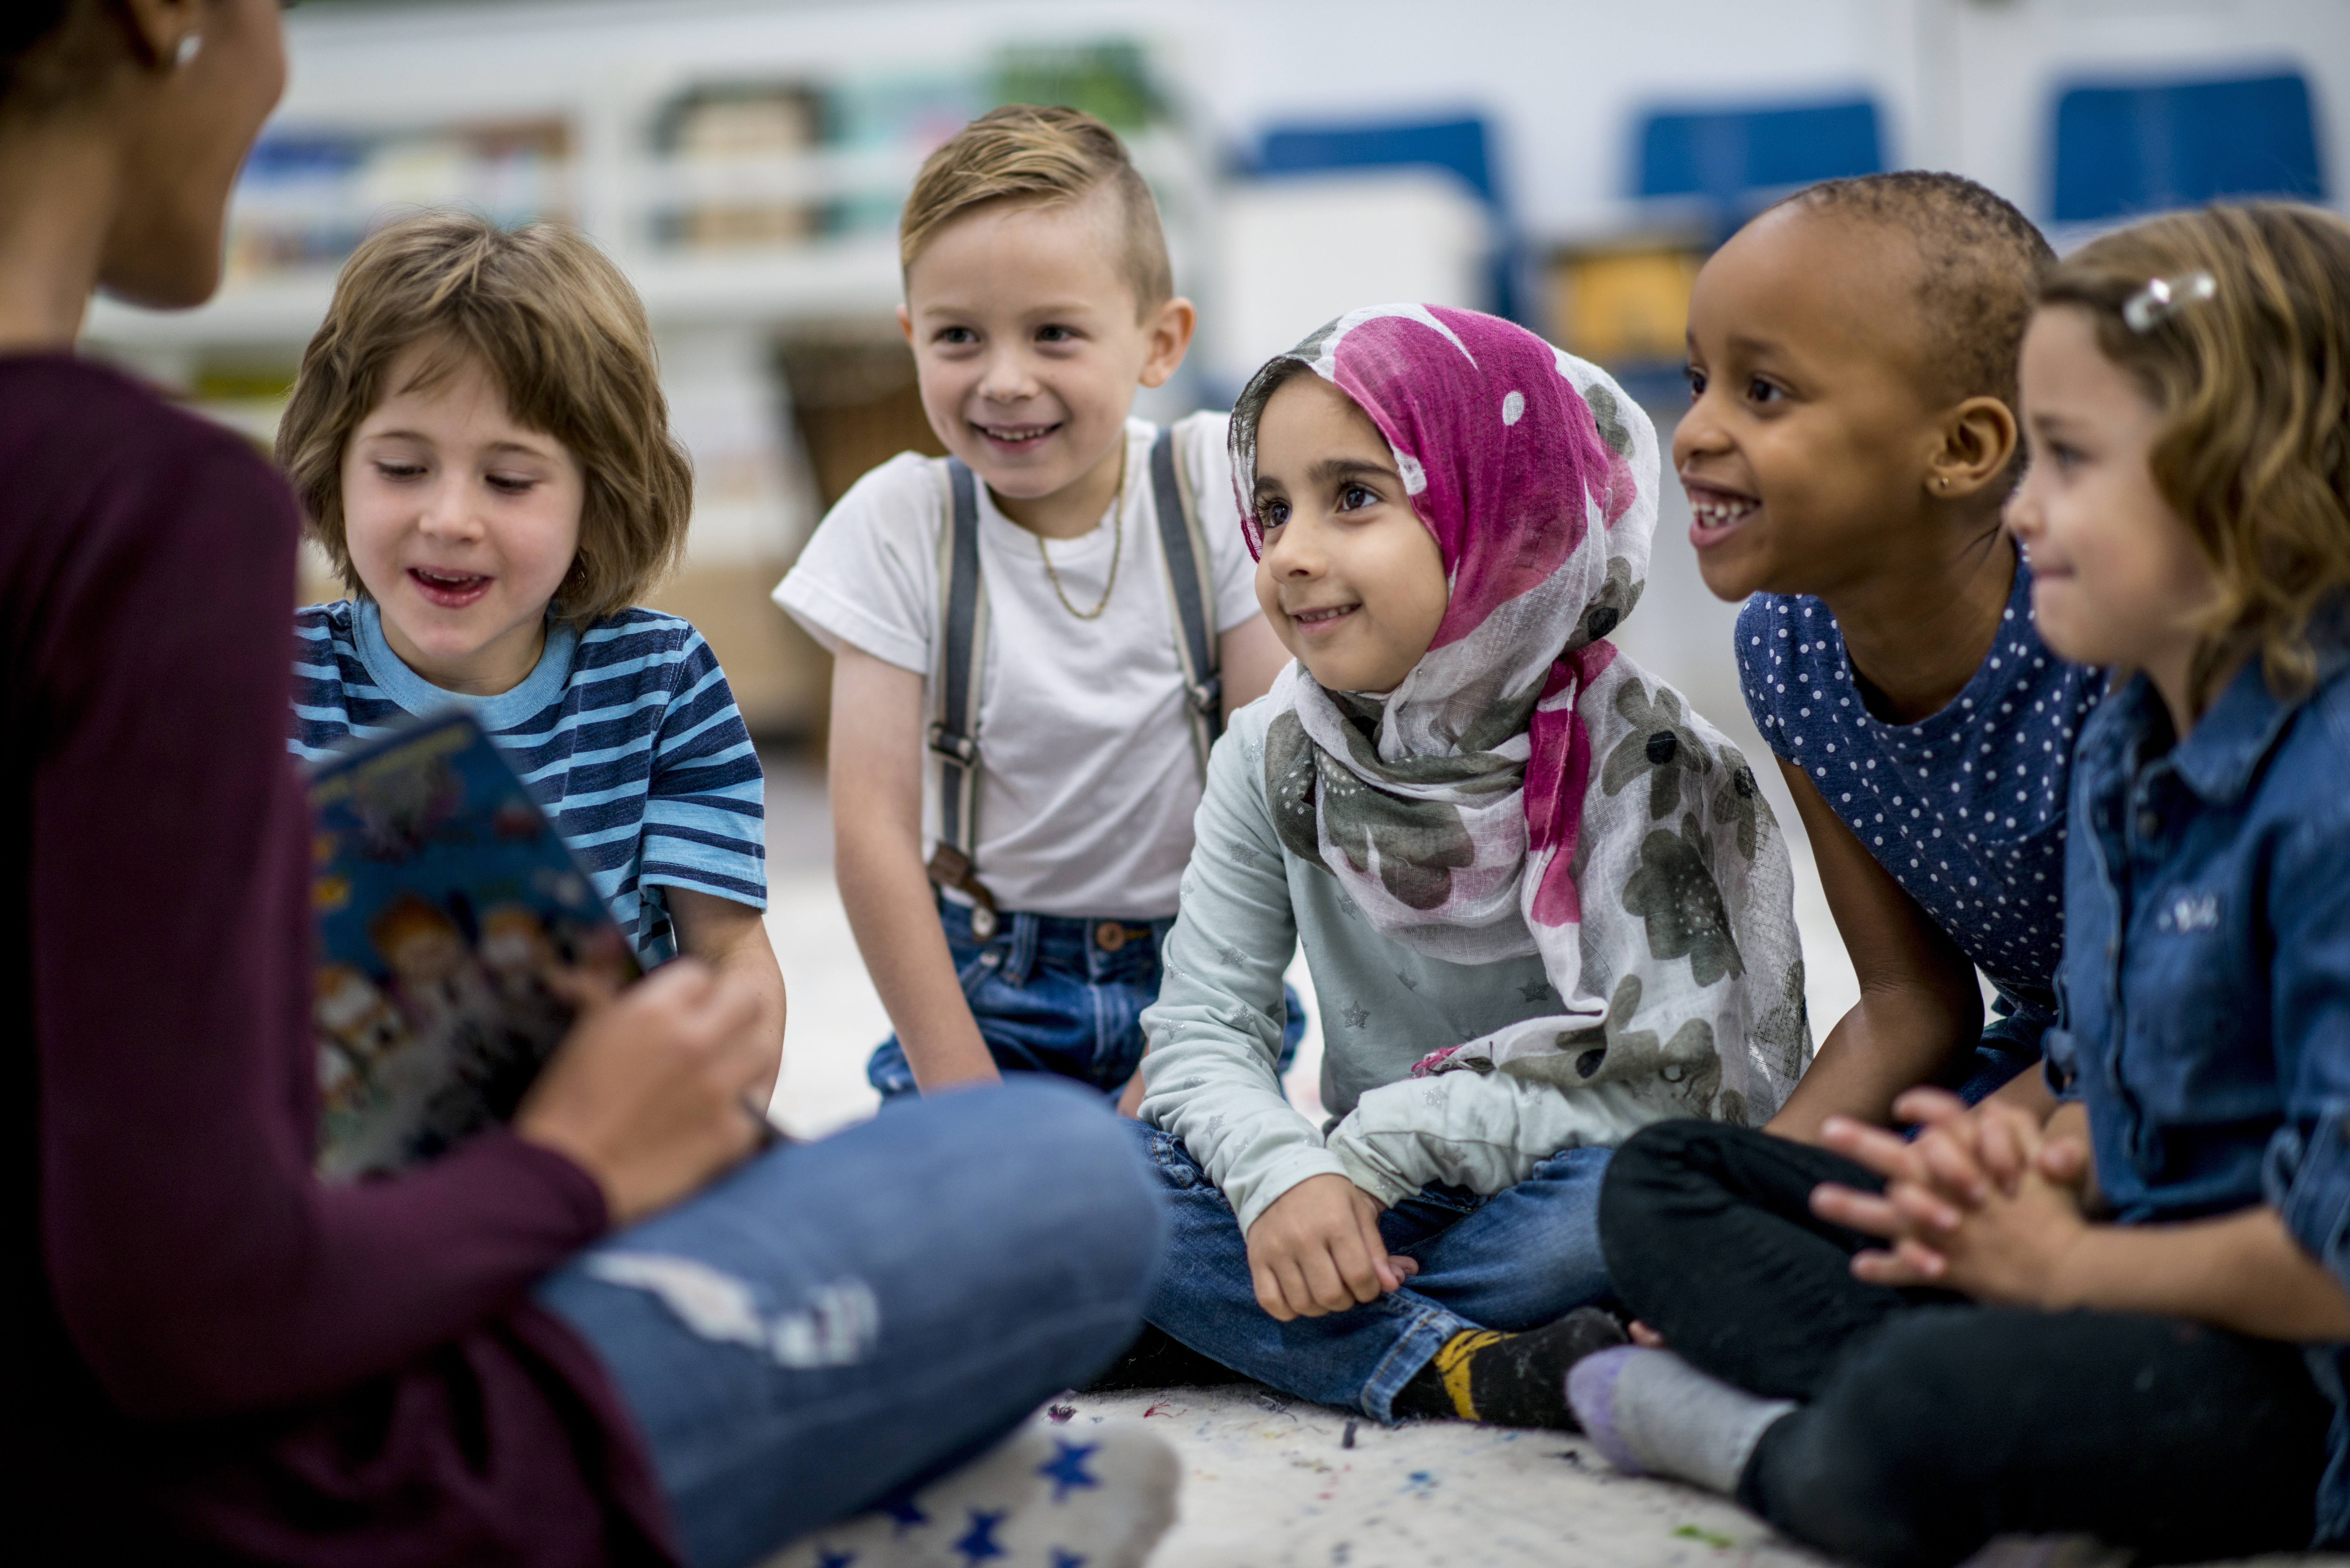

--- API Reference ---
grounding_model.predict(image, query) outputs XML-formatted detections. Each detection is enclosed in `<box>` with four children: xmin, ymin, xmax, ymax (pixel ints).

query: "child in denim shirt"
<box><xmin>1573</xmin><ymin>204</ymin><xmax>2350</xmax><ymax>1565</ymax></box>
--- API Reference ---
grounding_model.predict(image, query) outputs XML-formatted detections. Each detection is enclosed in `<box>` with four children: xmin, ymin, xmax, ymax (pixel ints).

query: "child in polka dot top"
<box><xmin>1677</xmin><ymin>171</ymin><xmax>2100</xmax><ymax>1140</ymax></box>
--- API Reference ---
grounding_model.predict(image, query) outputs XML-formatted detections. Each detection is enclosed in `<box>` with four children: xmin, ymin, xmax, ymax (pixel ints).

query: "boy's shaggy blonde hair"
<box><xmin>898</xmin><ymin>104</ymin><xmax>1172</xmax><ymax>315</ymax></box>
<box><xmin>277</xmin><ymin>211</ymin><xmax>694</xmax><ymax>629</ymax></box>
<box><xmin>2042</xmin><ymin>203</ymin><xmax>2350</xmax><ymax>707</ymax></box>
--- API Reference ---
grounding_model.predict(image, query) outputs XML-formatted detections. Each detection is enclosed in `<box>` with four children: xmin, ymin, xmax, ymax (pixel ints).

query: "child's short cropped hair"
<box><xmin>2043</xmin><ymin>203</ymin><xmax>2350</xmax><ymax>702</ymax></box>
<box><xmin>277</xmin><ymin>210</ymin><xmax>693</xmax><ymax>628</ymax></box>
<box><xmin>1781</xmin><ymin>170</ymin><xmax>2054</xmax><ymax>419</ymax></box>
<box><xmin>898</xmin><ymin>104</ymin><xmax>1172</xmax><ymax>315</ymax></box>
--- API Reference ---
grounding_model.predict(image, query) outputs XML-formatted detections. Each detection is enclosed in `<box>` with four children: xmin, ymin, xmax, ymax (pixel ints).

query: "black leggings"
<box><xmin>1601</xmin><ymin>1120</ymin><xmax>2331</xmax><ymax>1568</ymax></box>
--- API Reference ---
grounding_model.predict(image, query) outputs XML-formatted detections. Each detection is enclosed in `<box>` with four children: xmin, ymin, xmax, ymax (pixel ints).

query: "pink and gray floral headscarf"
<box><xmin>1232</xmin><ymin>305</ymin><xmax>1807</xmax><ymax>1123</ymax></box>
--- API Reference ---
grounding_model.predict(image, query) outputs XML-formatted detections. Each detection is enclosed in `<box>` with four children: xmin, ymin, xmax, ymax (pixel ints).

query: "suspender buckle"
<box><xmin>1186</xmin><ymin>676</ymin><xmax>1224</xmax><ymax>718</ymax></box>
<box><xmin>925</xmin><ymin>844</ymin><xmax>1001</xmax><ymax>939</ymax></box>
<box><xmin>927</xmin><ymin>723</ymin><xmax>980</xmax><ymax>766</ymax></box>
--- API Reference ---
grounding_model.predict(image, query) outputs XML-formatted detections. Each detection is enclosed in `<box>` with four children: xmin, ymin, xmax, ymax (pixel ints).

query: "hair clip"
<box><xmin>2121</xmin><ymin>271</ymin><xmax>2216</xmax><ymax>333</ymax></box>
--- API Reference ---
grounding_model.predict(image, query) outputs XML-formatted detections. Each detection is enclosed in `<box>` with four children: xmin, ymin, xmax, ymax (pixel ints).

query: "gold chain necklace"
<box><xmin>1034</xmin><ymin>451</ymin><xmax>1124</xmax><ymax>620</ymax></box>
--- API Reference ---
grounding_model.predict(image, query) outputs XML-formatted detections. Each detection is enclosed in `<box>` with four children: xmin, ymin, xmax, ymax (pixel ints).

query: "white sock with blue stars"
<box><xmin>761</xmin><ymin>1415</ymin><xmax>1180</xmax><ymax>1568</ymax></box>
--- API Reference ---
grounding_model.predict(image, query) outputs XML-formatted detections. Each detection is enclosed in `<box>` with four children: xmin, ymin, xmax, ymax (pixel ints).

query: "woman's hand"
<box><xmin>1244</xmin><ymin>1173</ymin><xmax>1418</xmax><ymax>1321</ymax></box>
<box><xmin>515</xmin><ymin>959</ymin><xmax>772</xmax><ymax>1227</ymax></box>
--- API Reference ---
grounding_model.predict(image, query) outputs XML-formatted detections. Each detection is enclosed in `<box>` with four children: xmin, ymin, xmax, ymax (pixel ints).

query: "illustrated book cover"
<box><xmin>307</xmin><ymin>712</ymin><xmax>636</xmax><ymax>1180</ymax></box>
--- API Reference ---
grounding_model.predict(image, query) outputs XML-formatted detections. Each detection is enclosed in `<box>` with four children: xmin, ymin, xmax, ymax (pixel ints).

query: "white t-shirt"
<box><xmin>775</xmin><ymin>412</ymin><xmax>1263</xmax><ymax>919</ymax></box>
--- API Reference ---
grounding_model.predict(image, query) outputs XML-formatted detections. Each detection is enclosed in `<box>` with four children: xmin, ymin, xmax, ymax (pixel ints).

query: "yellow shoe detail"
<box><xmin>1430</xmin><ymin>1328</ymin><xmax>1509</xmax><ymax>1420</ymax></box>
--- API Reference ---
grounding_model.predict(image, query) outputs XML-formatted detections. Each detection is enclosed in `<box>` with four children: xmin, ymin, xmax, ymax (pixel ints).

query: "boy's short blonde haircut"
<box><xmin>2043</xmin><ymin>203</ymin><xmax>2350</xmax><ymax>708</ymax></box>
<box><xmin>898</xmin><ymin>104</ymin><xmax>1173</xmax><ymax>316</ymax></box>
<box><xmin>277</xmin><ymin>211</ymin><xmax>694</xmax><ymax>629</ymax></box>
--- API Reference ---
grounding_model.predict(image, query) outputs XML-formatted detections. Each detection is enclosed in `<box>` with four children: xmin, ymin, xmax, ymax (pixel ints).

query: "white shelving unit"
<box><xmin>79</xmin><ymin>2</ymin><xmax>1216</xmax><ymax>738</ymax></box>
<box><xmin>81</xmin><ymin>11</ymin><xmax>1214</xmax><ymax>365</ymax></box>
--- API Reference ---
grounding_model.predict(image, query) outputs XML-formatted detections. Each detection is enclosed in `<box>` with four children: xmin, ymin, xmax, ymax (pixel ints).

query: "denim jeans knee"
<box><xmin>540</xmin><ymin>1082</ymin><xmax>1158</xmax><ymax>1568</ymax></box>
<box><xmin>872</xmin><ymin>903</ymin><xmax>1304</xmax><ymax>1100</ymax></box>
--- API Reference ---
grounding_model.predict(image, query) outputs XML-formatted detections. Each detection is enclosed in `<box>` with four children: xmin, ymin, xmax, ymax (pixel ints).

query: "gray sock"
<box><xmin>1565</xmin><ymin>1346</ymin><xmax>1795</xmax><ymax>1495</ymax></box>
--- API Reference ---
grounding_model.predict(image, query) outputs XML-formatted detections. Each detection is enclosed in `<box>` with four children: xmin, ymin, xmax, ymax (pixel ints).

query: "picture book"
<box><xmin>307</xmin><ymin>712</ymin><xmax>637</xmax><ymax>1181</ymax></box>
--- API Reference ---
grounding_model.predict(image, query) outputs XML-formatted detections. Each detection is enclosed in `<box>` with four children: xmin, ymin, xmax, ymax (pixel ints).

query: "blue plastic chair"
<box><xmin>1632</xmin><ymin>97</ymin><xmax>1883</xmax><ymax>221</ymax></box>
<box><xmin>1256</xmin><ymin>117</ymin><xmax>1498</xmax><ymax>206</ymax></box>
<box><xmin>2051</xmin><ymin>71</ymin><xmax>2326</xmax><ymax>223</ymax></box>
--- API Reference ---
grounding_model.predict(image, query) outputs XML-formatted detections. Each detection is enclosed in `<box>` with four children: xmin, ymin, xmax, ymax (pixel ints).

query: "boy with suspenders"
<box><xmin>777</xmin><ymin>106</ymin><xmax>1295</xmax><ymax>1107</ymax></box>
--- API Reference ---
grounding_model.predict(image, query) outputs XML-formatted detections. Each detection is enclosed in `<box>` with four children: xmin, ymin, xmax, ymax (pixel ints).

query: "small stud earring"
<box><xmin>175</xmin><ymin>32</ymin><xmax>202</xmax><ymax>68</ymax></box>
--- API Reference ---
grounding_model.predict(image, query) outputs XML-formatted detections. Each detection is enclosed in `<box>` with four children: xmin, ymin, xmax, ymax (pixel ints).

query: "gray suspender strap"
<box><xmin>926</xmin><ymin>430</ymin><xmax>1221</xmax><ymax>936</ymax></box>
<box><xmin>1149</xmin><ymin>426</ymin><xmax>1224</xmax><ymax>767</ymax></box>
<box><xmin>925</xmin><ymin>457</ymin><xmax>999</xmax><ymax>936</ymax></box>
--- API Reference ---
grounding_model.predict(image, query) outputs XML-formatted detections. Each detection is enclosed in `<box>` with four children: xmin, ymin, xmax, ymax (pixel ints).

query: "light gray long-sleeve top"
<box><xmin>1138</xmin><ymin>700</ymin><xmax>1692</xmax><ymax>1235</ymax></box>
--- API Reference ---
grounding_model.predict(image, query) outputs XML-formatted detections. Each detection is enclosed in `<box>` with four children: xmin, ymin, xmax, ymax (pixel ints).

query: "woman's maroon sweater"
<box><xmin>0</xmin><ymin>357</ymin><xmax>674</xmax><ymax>1564</ymax></box>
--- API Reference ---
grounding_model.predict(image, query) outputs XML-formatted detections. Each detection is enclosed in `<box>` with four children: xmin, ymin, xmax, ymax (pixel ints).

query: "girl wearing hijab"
<box><xmin>1128</xmin><ymin>305</ymin><xmax>1811</xmax><ymax>1428</ymax></box>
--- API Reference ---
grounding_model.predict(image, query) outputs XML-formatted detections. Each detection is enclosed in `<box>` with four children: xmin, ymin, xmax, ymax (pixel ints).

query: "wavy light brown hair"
<box><xmin>2042</xmin><ymin>203</ymin><xmax>2350</xmax><ymax>704</ymax></box>
<box><xmin>898</xmin><ymin>103</ymin><xmax>1171</xmax><ymax>316</ymax></box>
<box><xmin>277</xmin><ymin>211</ymin><xmax>693</xmax><ymax>629</ymax></box>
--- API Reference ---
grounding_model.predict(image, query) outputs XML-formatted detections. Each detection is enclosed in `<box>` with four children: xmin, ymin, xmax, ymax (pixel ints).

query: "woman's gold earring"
<box><xmin>175</xmin><ymin>33</ymin><xmax>203</xmax><ymax>68</ymax></box>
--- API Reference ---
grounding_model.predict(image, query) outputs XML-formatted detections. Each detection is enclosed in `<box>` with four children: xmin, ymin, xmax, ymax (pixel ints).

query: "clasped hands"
<box><xmin>1244</xmin><ymin>1173</ymin><xmax>1419</xmax><ymax>1321</ymax></box>
<box><xmin>1811</xmin><ymin>1087</ymin><xmax>2100</xmax><ymax>1308</ymax></box>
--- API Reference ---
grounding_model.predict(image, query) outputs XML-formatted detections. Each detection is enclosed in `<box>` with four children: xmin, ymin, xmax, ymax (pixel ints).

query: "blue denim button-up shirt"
<box><xmin>2044</xmin><ymin>647</ymin><xmax>2350</xmax><ymax>1546</ymax></box>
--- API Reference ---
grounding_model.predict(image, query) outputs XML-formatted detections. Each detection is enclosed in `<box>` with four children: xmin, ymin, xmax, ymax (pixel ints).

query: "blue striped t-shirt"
<box><xmin>290</xmin><ymin>599</ymin><xmax>767</xmax><ymax>961</ymax></box>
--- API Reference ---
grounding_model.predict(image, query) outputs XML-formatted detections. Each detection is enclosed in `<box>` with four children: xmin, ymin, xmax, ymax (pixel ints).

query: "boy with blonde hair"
<box><xmin>777</xmin><ymin>106</ymin><xmax>1292</xmax><ymax>1105</ymax></box>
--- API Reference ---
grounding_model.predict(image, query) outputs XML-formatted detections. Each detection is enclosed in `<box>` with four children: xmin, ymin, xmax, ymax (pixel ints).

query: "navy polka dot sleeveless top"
<box><xmin>1736</xmin><ymin>558</ymin><xmax>2102</xmax><ymax>1024</ymax></box>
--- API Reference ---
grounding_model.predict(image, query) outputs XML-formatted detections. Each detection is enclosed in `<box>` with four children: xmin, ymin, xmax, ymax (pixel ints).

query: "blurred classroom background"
<box><xmin>84</xmin><ymin>0</ymin><xmax>2346</xmax><ymax>1132</ymax></box>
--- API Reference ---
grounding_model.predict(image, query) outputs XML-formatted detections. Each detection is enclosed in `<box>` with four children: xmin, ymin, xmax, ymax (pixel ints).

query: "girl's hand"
<box><xmin>1812</xmin><ymin>1095</ymin><xmax>2096</xmax><ymax>1305</ymax></box>
<box><xmin>1819</xmin><ymin>1091</ymin><xmax>2050</xmax><ymax>1215</ymax></box>
<box><xmin>1244</xmin><ymin>1174</ymin><xmax>1417</xmax><ymax>1321</ymax></box>
<box><xmin>516</xmin><ymin>960</ymin><xmax>772</xmax><ymax>1226</ymax></box>
<box><xmin>1831</xmin><ymin>1160</ymin><xmax>2094</xmax><ymax>1305</ymax></box>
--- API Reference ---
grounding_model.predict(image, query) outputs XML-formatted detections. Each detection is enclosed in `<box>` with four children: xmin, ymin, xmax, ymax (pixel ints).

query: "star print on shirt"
<box><xmin>955</xmin><ymin>1509</ymin><xmax>1008</xmax><ymax>1564</ymax></box>
<box><xmin>1340</xmin><ymin>1000</ymin><xmax>1371</xmax><ymax>1030</ymax></box>
<box><xmin>1037</xmin><ymin>1440</ymin><xmax>1102</xmax><ymax>1503</ymax></box>
<box><xmin>816</xmin><ymin>1551</ymin><xmax>858</xmax><ymax>1568</ymax></box>
<box><xmin>1395</xmin><ymin>971</ymin><xmax>1421</xmax><ymax>991</ymax></box>
<box><xmin>1518</xmin><ymin>980</ymin><xmax>1553</xmax><ymax>1003</ymax></box>
<box><xmin>881</xmin><ymin>1496</ymin><xmax>928</xmax><ymax>1534</ymax></box>
<box><xmin>1052</xmin><ymin>1553</ymin><xmax>1088</xmax><ymax>1568</ymax></box>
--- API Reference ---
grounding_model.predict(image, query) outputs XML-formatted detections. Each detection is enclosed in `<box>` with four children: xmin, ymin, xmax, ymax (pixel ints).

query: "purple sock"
<box><xmin>1564</xmin><ymin>1345</ymin><xmax>1649</xmax><ymax>1475</ymax></box>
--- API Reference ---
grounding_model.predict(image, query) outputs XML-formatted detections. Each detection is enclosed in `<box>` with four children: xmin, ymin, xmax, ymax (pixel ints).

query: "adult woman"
<box><xmin>0</xmin><ymin>5</ymin><xmax>1162</xmax><ymax>1564</ymax></box>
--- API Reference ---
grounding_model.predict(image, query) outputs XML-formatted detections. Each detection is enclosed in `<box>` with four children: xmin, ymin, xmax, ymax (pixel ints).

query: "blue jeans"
<box><xmin>538</xmin><ymin>1080</ymin><xmax>1162</xmax><ymax>1568</ymax></box>
<box><xmin>1128</xmin><ymin>1121</ymin><xmax>1614</xmax><ymax>1421</ymax></box>
<box><xmin>870</xmin><ymin>900</ymin><xmax>1304</xmax><ymax>1099</ymax></box>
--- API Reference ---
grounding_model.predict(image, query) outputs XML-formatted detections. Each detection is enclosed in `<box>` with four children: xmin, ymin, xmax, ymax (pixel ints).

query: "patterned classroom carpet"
<box><xmin>1063</xmin><ymin>1382</ymin><xmax>2346</xmax><ymax>1568</ymax></box>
